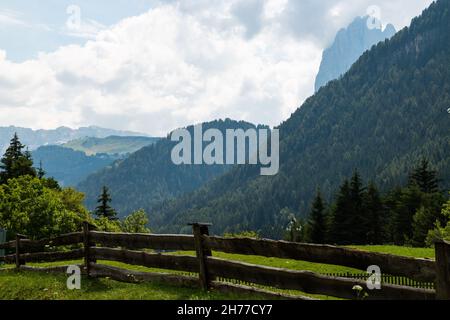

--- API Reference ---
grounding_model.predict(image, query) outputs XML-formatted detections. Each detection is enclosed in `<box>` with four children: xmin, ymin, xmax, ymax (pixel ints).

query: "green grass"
<box><xmin>0</xmin><ymin>245</ymin><xmax>435</xmax><ymax>300</ymax></box>
<box><xmin>348</xmin><ymin>245</ymin><xmax>434</xmax><ymax>259</ymax></box>
<box><xmin>0</xmin><ymin>269</ymin><xmax>268</xmax><ymax>300</ymax></box>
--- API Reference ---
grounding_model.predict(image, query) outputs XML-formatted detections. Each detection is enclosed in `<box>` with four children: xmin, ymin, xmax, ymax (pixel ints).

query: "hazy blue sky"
<box><xmin>0</xmin><ymin>0</ymin><xmax>434</xmax><ymax>135</ymax></box>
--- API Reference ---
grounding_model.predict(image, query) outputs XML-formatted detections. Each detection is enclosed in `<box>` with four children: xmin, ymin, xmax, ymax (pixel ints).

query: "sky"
<box><xmin>0</xmin><ymin>0</ymin><xmax>434</xmax><ymax>136</ymax></box>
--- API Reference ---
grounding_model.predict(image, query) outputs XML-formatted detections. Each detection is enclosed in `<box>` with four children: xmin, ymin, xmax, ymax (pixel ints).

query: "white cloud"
<box><xmin>0</xmin><ymin>0</ymin><xmax>434</xmax><ymax>136</ymax></box>
<box><xmin>0</xmin><ymin>9</ymin><xmax>28</xmax><ymax>27</ymax></box>
<box><xmin>0</xmin><ymin>9</ymin><xmax>51</xmax><ymax>31</ymax></box>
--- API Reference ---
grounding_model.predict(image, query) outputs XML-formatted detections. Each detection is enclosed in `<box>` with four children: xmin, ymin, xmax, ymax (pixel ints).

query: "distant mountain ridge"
<box><xmin>0</xmin><ymin>125</ymin><xmax>148</xmax><ymax>153</ymax></box>
<box><xmin>63</xmin><ymin>136</ymin><xmax>160</xmax><ymax>156</ymax></box>
<box><xmin>315</xmin><ymin>16</ymin><xmax>396</xmax><ymax>92</ymax></box>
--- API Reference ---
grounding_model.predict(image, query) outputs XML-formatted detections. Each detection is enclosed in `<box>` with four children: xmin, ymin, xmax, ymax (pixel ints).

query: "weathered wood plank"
<box><xmin>20</xmin><ymin>249</ymin><xmax>84</xmax><ymax>263</ymax></box>
<box><xmin>90</xmin><ymin>247</ymin><xmax>198</xmax><ymax>273</ymax></box>
<box><xmin>204</xmin><ymin>236</ymin><xmax>436</xmax><ymax>282</ymax></box>
<box><xmin>2</xmin><ymin>249</ymin><xmax>84</xmax><ymax>264</ymax></box>
<box><xmin>19</xmin><ymin>264</ymin><xmax>84</xmax><ymax>274</ymax></box>
<box><xmin>0</xmin><ymin>254</ymin><xmax>15</xmax><ymax>264</ymax></box>
<box><xmin>83</xmin><ymin>222</ymin><xmax>95</xmax><ymax>276</ymax></box>
<box><xmin>207</xmin><ymin>257</ymin><xmax>435</xmax><ymax>300</ymax></box>
<box><xmin>89</xmin><ymin>264</ymin><xmax>313</xmax><ymax>300</ymax></box>
<box><xmin>0</xmin><ymin>240</ymin><xmax>15</xmax><ymax>250</ymax></box>
<box><xmin>15</xmin><ymin>234</ymin><xmax>22</xmax><ymax>269</ymax></box>
<box><xmin>90</xmin><ymin>263</ymin><xmax>199</xmax><ymax>287</ymax></box>
<box><xmin>90</xmin><ymin>231</ymin><xmax>195</xmax><ymax>251</ymax></box>
<box><xmin>192</xmin><ymin>223</ymin><xmax>212</xmax><ymax>290</ymax></box>
<box><xmin>435</xmin><ymin>241</ymin><xmax>450</xmax><ymax>300</ymax></box>
<box><xmin>0</xmin><ymin>233</ymin><xmax>83</xmax><ymax>252</ymax></box>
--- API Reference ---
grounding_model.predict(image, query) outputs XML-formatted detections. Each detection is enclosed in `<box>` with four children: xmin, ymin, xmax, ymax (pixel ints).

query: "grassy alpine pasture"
<box><xmin>0</xmin><ymin>245</ymin><xmax>435</xmax><ymax>300</ymax></box>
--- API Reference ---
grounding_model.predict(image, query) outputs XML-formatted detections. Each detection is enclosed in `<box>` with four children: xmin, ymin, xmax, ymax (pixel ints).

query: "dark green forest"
<box><xmin>32</xmin><ymin>146</ymin><xmax>120</xmax><ymax>187</ymax></box>
<box><xmin>77</xmin><ymin>119</ymin><xmax>268</xmax><ymax>218</ymax></box>
<box><xmin>151</xmin><ymin>0</ymin><xmax>450</xmax><ymax>238</ymax></box>
<box><xmin>300</xmin><ymin>162</ymin><xmax>446</xmax><ymax>247</ymax></box>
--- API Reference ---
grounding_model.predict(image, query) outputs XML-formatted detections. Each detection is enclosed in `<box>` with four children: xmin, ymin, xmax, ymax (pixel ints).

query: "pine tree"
<box><xmin>349</xmin><ymin>170</ymin><xmax>367</xmax><ymax>244</ymax></box>
<box><xmin>408</xmin><ymin>159</ymin><xmax>440</xmax><ymax>194</ymax></box>
<box><xmin>388</xmin><ymin>185</ymin><xmax>424</xmax><ymax>245</ymax></box>
<box><xmin>363</xmin><ymin>182</ymin><xmax>385</xmax><ymax>244</ymax></box>
<box><xmin>0</xmin><ymin>133</ymin><xmax>36</xmax><ymax>184</ymax></box>
<box><xmin>329</xmin><ymin>179</ymin><xmax>353</xmax><ymax>245</ymax></box>
<box><xmin>308</xmin><ymin>189</ymin><xmax>327</xmax><ymax>244</ymax></box>
<box><xmin>95</xmin><ymin>186</ymin><xmax>118</xmax><ymax>220</ymax></box>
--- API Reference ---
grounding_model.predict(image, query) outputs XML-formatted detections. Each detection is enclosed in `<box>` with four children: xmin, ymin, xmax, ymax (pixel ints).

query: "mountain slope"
<box><xmin>315</xmin><ymin>16</ymin><xmax>396</xmax><ymax>92</ymax></box>
<box><xmin>32</xmin><ymin>146</ymin><xmax>120</xmax><ymax>187</ymax></box>
<box><xmin>0</xmin><ymin>126</ymin><xmax>148</xmax><ymax>153</ymax></box>
<box><xmin>77</xmin><ymin>119</ymin><xmax>268</xmax><ymax>217</ymax></box>
<box><xmin>63</xmin><ymin>136</ymin><xmax>160</xmax><ymax>156</ymax></box>
<box><xmin>154</xmin><ymin>0</ymin><xmax>450</xmax><ymax>237</ymax></box>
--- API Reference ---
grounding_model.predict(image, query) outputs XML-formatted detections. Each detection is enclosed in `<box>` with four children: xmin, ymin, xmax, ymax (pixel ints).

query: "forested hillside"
<box><xmin>77</xmin><ymin>119</ymin><xmax>268</xmax><ymax>218</ymax></box>
<box><xmin>32</xmin><ymin>146</ymin><xmax>120</xmax><ymax>187</ymax></box>
<box><xmin>153</xmin><ymin>0</ymin><xmax>450</xmax><ymax>237</ymax></box>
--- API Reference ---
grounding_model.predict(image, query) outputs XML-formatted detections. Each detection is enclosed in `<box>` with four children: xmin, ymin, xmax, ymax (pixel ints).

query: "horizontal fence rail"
<box><xmin>90</xmin><ymin>231</ymin><xmax>195</xmax><ymax>251</ymax></box>
<box><xmin>203</xmin><ymin>236</ymin><xmax>436</xmax><ymax>282</ymax></box>
<box><xmin>206</xmin><ymin>256</ymin><xmax>435</xmax><ymax>300</ymax></box>
<box><xmin>1</xmin><ymin>249</ymin><xmax>84</xmax><ymax>264</ymax></box>
<box><xmin>1</xmin><ymin>223</ymin><xmax>449</xmax><ymax>300</ymax></box>
<box><xmin>0</xmin><ymin>232</ymin><xmax>83</xmax><ymax>251</ymax></box>
<box><xmin>91</xmin><ymin>247</ymin><xmax>199</xmax><ymax>273</ymax></box>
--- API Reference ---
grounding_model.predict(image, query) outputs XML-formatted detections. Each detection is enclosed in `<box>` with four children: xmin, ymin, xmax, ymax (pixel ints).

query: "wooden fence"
<box><xmin>324</xmin><ymin>273</ymin><xmax>435</xmax><ymax>290</ymax></box>
<box><xmin>1</xmin><ymin>222</ymin><xmax>449</xmax><ymax>300</ymax></box>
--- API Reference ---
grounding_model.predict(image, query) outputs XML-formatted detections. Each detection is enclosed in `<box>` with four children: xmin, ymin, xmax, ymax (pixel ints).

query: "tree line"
<box><xmin>293</xmin><ymin>160</ymin><xmax>449</xmax><ymax>247</ymax></box>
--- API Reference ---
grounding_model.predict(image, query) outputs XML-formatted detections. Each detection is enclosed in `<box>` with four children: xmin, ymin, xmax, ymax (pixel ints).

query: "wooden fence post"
<box><xmin>15</xmin><ymin>234</ymin><xmax>21</xmax><ymax>270</ymax></box>
<box><xmin>83</xmin><ymin>221</ymin><xmax>95</xmax><ymax>277</ymax></box>
<box><xmin>15</xmin><ymin>234</ymin><xmax>27</xmax><ymax>270</ymax></box>
<box><xmin>435</xmin><ymin>240</ymin><xmax>450</xmax><ymax>300</ymax></box>
<box><xmin>190</xmin><ymin>223</ymin><xmax>212</xmax><ymax>291</ymax></box>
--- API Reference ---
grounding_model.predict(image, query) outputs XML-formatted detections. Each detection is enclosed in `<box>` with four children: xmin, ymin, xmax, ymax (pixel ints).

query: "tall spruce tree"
<box><xmin>0</xmin><ymin>133</ymin><xmax>36</xmax><ymax>184</ymax></box>
<box><xmin>95</xmin><ymin>186</ymin><xmax>118</xmax><ymax>220</ymax></box>
<box><xmin>329</xmin><ymin>179</ymin><xmax>353</xmax><ymax>244</ymax></box>
<box><xmin>408</xmin><ymin>159</ymin><xmax>440</xmax><ymax>194</ymax></box>
<box><xmin>349</xmin><ymin>170</ymin><xmax>367</xmax><ymax>244</ymax></box>
<box><xmin>363</xmin><ymin>182</ymin><xmax>385</xmax><ymax>244</ymax></box>
<box><xmin>308</xmin><ymin>189</ymin><xmax>327</xmax><ymax>244</ymax></box>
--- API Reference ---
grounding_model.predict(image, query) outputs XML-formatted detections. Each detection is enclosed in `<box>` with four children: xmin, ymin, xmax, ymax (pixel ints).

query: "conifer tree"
<box><xmin>408</xmin><ymin>159</ymin><xmax>440</xmax><ymax>194</ymax></box>
<box><xmin>363</xmin><ymin>182</ymin><xmax>385</xmax><ymax>244</ymax></box>
<box><xmin>308</xmin><ymin>189</ymin><xmax>327</xmax><ymax>244</ymax></box>
<box><xmin>349</xmin><ymin>170</ymin><xmax>367</xmax><ymax>244</ymax></box>
<box><xmin>329</xmin><ymin>179</ymin><xmax>353</xmax><ymax>244</ymax></box>
<box><xmin>95</xmin><ymin>186</ymin><xmax>118</xmax><ymax>220</ymax></box>
<box><xmin>0</xmin><ymin>133</ymin><xmax>36</xmax><ymax>184</ymax></box>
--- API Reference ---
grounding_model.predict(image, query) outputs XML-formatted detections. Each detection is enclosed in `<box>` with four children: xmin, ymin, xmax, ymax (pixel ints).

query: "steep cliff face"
<box><xmin>315</xmin><ymin>16</ymin><xmax>396</xmax><ymax>92</ymax></box>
